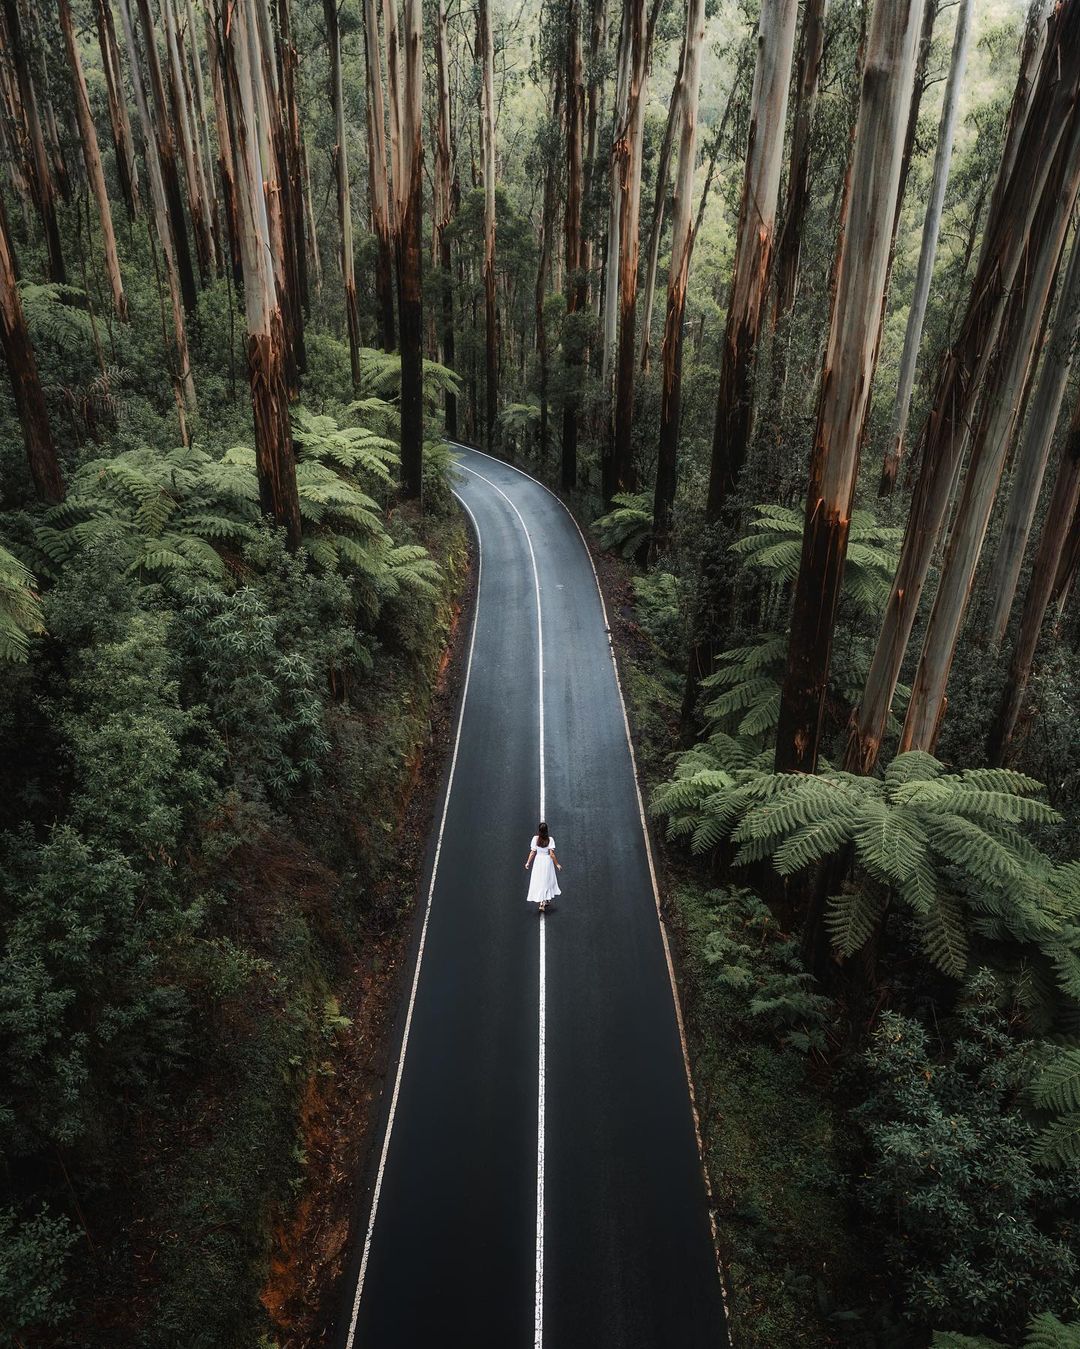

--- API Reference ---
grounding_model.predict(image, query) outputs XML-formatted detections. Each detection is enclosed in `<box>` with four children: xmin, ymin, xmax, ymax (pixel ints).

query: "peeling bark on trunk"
<box><xmin>59</xmin><ymin>0</ymin><xmax>127</xmax><ymax>321</ymax></box>
<box><xmin>94</xmin><ymin>0</ymin><xmax>140</xmax><ymax>219</ymax></box>
<box><xmin>880</xmin><ymin>0</ymin><xmax>973</xmax><ymax>496</ymax></box>
<box><xmin>846</xmin><ymin>0</ymin><xmax>1080</xmax><ymax>776</ymax></box>
<box><xmin>162</xmin><ymin>0</ymin><xmax>213</xmax><ymax>280</ymax></box>
<box><xmin>219</xmin><ymin>0</ymin><xmax>301</xmax><ymax>548</ymax></box>
<box><xmin>434</xmin><ymin>0</ymin><xmax>456</xmax><ymax>434</ymax></box>
<box><xmin>562</xmin><ymin>0</ymin><xmax>586</xmax><ymax>491</ymax></box>
<box><xmin>397</xmin><ymin>0</ymin><xmax>425</xmax><ymax>500</ymax></box>
<box><xmin>133</xmin><ymin>0</ymin><xmax>198</xmax><ymax>313</ymax></box>
<box><xmin>639</xmin><ymin>24</ymin><xmax>686</xmax><ymax>373</ymax></box>
<box><xmin>363</xmin><ymin>0</ymin><xmax>396</xmax><ymax>350</ymax></box>
<box><xmin>118</xmin><ymin>0</ymin><xmax>196</xmax><ymax>413</ymax></box>
<box><xmin>773</xmin><ymin>0</ymin><xmax>922</xmax><ymax>776</ymax></box>
<box><xmin>985</xmin><ymin>228</ymin><xmax>1080</xmax><ymax>647</ymax></box>
<box><xmin>704</xmin><ymin>0</ymin><xmax>798</xmax><ymax>521</ymax></box>
<box><xmin>771</xmin><ymin>0</ymin><xmax>827</xmax><ymax>325</ymax></box>
<box><xmin>0</xmin><ymin>193</ymin><xmax>63</xmax><ymax>502</ymax></box>
<box><xmin>1</xmin><ymin>0</ymin><xmax>66</xmax><ymax>284</ymax></box>
<box><xmin>901</xmin><ymin>117</ymin><xmax>1080</xmax><ymax>753</ymax></box>
<box><xmin>206</xmin><ymin>8</ymin><xmax>242</xmax><ymax>288</ymax></box>
<box><xmin>324</xmin><ymin>0</ymin><xmax>362</xmax><ymax>388</ymax></box>
<box><xmin>988</xmin><ymin>402</ymin><xmax>1080</xmax><ymax>764</ymax></box>
<box><xmin>651</xmin><ymin>0</ymin><xmax>705</xmax><ymax>555</ymax></box>
<box><xmin>479</xmin><ymin>0</ymin><xmax>498</xmax><ymax>450</ymax></box>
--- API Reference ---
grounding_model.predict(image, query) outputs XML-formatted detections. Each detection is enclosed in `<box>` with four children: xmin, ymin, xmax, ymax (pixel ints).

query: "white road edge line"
<box><xmin>458</xmin><ymin>461</ymin><xmax>548</xmax><ymax>1349</ymax></box>
<box><xmin>453</xmin><ymin>445</ymin><xmax>733</xmax><ymax>1329</ymax></box>
<box><xmin>343</xmin><ymin>489</ymin><xmax>484</xmax><ymax>1349</ymax></box>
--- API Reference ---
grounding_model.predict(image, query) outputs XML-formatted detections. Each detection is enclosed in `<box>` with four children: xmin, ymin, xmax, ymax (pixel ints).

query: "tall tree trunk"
<box><xmin>479</xmin><ymin>0</ymin><xmax>498</xmax><ymax>450</ymax></box>
<box><xmin>845</xmin><ymin>0</ymin><xmax>1080</xmax><ymax>776</ymax></box>
<box><xmin>988</xmin><ymin>401</ymin><xmax>1080</xmax><ymax>764</ymax></box>
<box><xmin>607</xmin><ymin>0</ymin><xmax>651</xmax><ymax>498</ymax></box>
<box><xmin>901</xmin><ymin>117</ymin><xmax>1080</xmax><ymax>753</ymax></box>
<box><xmin>118</xmin><ymin>0</ymin><xmax>196</xmax><ymax>412</ymax></box>
<box><xmin>771</xmin><ymin>0</ymin><xmax>827</xmax><ymax>325</ymax></box>
<box><xmin>205</xmin><ymin>6</ymin><xmax>242</xmax><ymax>288</ymax></box>
<box><xmin>94</xmin><ymin>0</ymin><xmax>140</xmax><ymax>219</ymax></box>
<box><xmin>384</xmin><ymin>0</ymin><xmax>403</xmax><ymax>200</ymax></box>
<box><xmin>535</xmin><ymin>66</ymin><xmax>562</xmax><ymax>467</ymax></box>
<box><xmin>184</xmin><ymin>0</ymin><xmax>221</xmax><ymax>269</ymax></box>
<box><xmin>562</xmin><ymin>0</ymin><xmax>586</xmax><ymax>490</ymax></box>
<box><xmin>434</xmin><ymin>0</ymin><xmax>456</xmax><ymax>433</ymax></box>
<box><xmin>0</xmin><ymin>193</ymin><xmax>63</xmax><ymax>502</ymax></box>
<box><xmin>582</xmin><ymin>0</ymin><xmax>605</xmax><ymax>298</ymax></box>
<box><xmin>162</xmin><ymin>0</ymin><xmax>213</xmax><ymax>280</ymax></box>
<box><xmin>1051</xmin><ymin>500</ymin><xmax>1080</xmax><ymax>616</ymax></box>
<box><xmin>363</xmin><ymin>0</ymin><xmax>396</xmax><ymax>350</ymax></box>
<box><xmin>600</xmin><ymin>2</ymin><xmax>632</xmax><ymax>387</ymax></box>
<box><xmin>651</xmin><ymin>0</ymin><xmax>705</xmax><ymax>556</ymax></box>
<box><xmin>397</xmin><ymin>0</ymin><xmax>424</xmax><ymax>499</ymax></box>
<box><xmin>1</xmin><ymin>0</ymin><xmax>66</xmax><ymax>283</ymax></box>
<box><xmin>302</xmin><ymin>132</ymin><xmax>322</xmax><ymax>296</ymax></box>
<box><xmin>880</xmin><ymin>0</ymin><xmax>973</xmax><ymax>496</ymax></box>
<box><xmin>58</xmin><ymin>0</ymin><xmax>127</xmax><ymax>321</ymax></box>
<box><xmin>704</xmin><ymin>0</ymin><xmax>798</xmax><ymax>521</ymax></box>
<box><xmin>276</xmin><ymin>0</ymin><xmax>308</xmax><ymax>316</ymax></box>
<box><xmin>984</xmin><ymin>228</ymin><xmax>1080</xmax><ymax>647</ymax></box>
<box><xmin>773</xmin><ymin>0</ymin><xmax>922</xmax><ymax>776</ymax></box>
<box><xmin>324</xmin><ymin>0</ymin><xmax>362</xmax><ymax>387</ymax></box>
<box><xmin>133</xmin><ymin>0</ymin><xmax>198</xmax><ymax>313</ymax></box>
<box><xmin>639</xmin><ymin>24</ymin><xmax>686</xmax><ymax>373</ymax></box>
<box><xmin>218</xmin><ymin>0</ymin><xmax>301</xmax><ymax>547</ymax></box>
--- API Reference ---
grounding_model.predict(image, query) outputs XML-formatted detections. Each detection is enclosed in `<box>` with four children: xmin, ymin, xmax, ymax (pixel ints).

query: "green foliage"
<box><xmin>731</xmin><ymin>503</ymin><xmax>903</xmax><ymax>611</ymax></box>
<box><xmin>1030</xmin><ymin>1044</ymin><xmax>1080</xmax><ymax>1167</ymax></box>
<box><xmin>0</xmin><ymin>1205</ymin><xmax>77</xmax><ymax>1345</ymax></box>
<box><xmin>631</xmin><ymin>569</ymin><xmax>687</xmax><ymax>658</ymax></box>
<box><xmin>0</xmin><ymin>543</ymin><xmax>45</xmax><ymax>661</ymax></box>
<box><xmin>592</xmin><ymin>492</ymin><xmax>652</xmax><ymax>557</ymax></box>
<box><xmin>934</xmin><ymin>1317</ymin><xmax>1080</xmax><ymax>1349</ymax></box>
<box><xmin>858</xmin><ymin>985</ymin><xmax>1080</xmax><ymax>1341</ymax></box>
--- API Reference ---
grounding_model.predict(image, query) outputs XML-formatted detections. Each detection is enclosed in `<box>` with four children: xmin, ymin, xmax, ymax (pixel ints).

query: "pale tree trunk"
<box><xmin>396</xmin><ymin>0</ymin><xmax>424</xmax><ymax>500</ymax></box>
<box><xmin>0</xmin><ymin>193</ymin><xmax>63</xmax><ymax>502</ymax></box>
<box><xmin>205</xmin><ymin>7</ymin><xmax>242</xmax><ymax>287</ymax></box>
<box><xmin>324</xmin><ymin>0</ymin><xmax>362</xmax><ymax>387</ymax></box>
<box><xmin>94</xmin><ymin>0</ymin><xmax>140</xmax><ymax>219</ymax></box>
<box><xmin>651</xmin><ymin>0</ymin><xmax>705</xmax><ymax>554</ymax></box>
<box><xmin>845</xmin><ymin>0</ymin><xmax>1080</xmax><ymax>776</ymax></box>
<box><xmin>1051</xmin><ymin>500</ymin><xmax>1080</xmax><ymax>616</ymax></box>
<box><xmin>771</xmin><ymin>0</ymin><xmax>827</xmax><ymax>325</ymax></box>
<box><xmin>162</xmin><ymin>0</ymin><xmax>212</xmax><ymax>279</ymax></box>
<box><xmin>363</xmin><ymin>0</ymin><xmax>396</xmax><ymax>349</ymax></box>
<box><xmin>58</xmin><ymin>0</ymin><xmax>127</xmax><ymax>321</ymax></box>
<box><xmin>901</xmin><ymin>117</ymin><xmax>1080</xmax><ymax>753</ymax></box>
<box><xmin>118</xmin><ymin>0</ymin><xmax>196</xmax><ymax>416</ymax></box>
<box><xmin>984</xmin><ymin>228</ymin><xmax>1080</xmax><ymax>647</ymax></box>
<box><xmin>479</xmin><ymin>0</ymin><xmax>498</xmax><ymax>450</ymax></box>
<box><xmin>302</xmin><ymin>133</ymin><xmax>322</xmax><ymax>295</ymax></box>
<box><xmin>704</xmin><ymin>0</ymin><xmax>798</xmax><ymax>521</ymax></box>
<box><xmin>534</xmin><ymin>78</ymin><xmax>560</xmax><ymax>466</ymax></box>
<box><xmin>988</xmin><ymin>401</ymin><xmax>1080</xmax><ymax>764</ymax></box>
<box><xmin>600</xmin><ymin>4</ymin><xmax>632</xmax><ymax>386</ymax></box>
<box><xmin>639</xmin><ymin>25</ymin><xmax>686</xmax><ymax>373</ymax></box>
<box><xmin>773</xmin><ymin>0</ymin><xmax>922</xmax><ymax>776</ymax></box>
<box><xmin>582</xmin><ymin>0</ymin><xmax>605</xmax><ymax>296</ymax></box>
<box><xmin>384</xmin><ymin>0</ymin><xmax>403</xmax><ymax>204</ymax></box>
<box><xmin>185</xmin><ymin>0</ymin><xmax>220</xmax><ymax>264</ymax></box>
<box><xmin>133</xmin><ymin>0</ymin><xmax>198</xmax><ymax>313</ymax></box>
<box><xmin>218</xmin><ymin>0</ymin><xmax>302</xmax><ymax>547</ymax></box>
<box><xmin>1</xmin><ymin>0</ymin><xmax>66</xmax><ymax>283</ymax></box>
<box><xmin>880</xmin><ymin>0</ymin><xmax>973</xmax><ymax>496</ymax></box>
<box><xmin>608</xmin><ymin>0</ymin><xmax>652</xmax><ymax>498</ymax></box>
<box><xmin>562</xmin><ymin>0</ymin><xmax>586</xmax><ymax>490</ymax></box>
<box><xmin>434</xmin><ymin>0</ymin><xmax>456</xmax><ymax>433</ymax></box>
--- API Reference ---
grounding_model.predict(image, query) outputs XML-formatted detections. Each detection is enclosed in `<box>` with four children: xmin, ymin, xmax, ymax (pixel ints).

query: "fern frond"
<box><xmin>825</xmin><ymin>888</ymin><xmax>885</xmax><ymax>958</ymax></box>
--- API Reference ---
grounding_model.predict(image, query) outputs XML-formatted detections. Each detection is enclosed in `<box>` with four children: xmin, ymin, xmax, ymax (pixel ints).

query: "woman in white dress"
<box><xmin>524</xmin><ymin>822</ymin><xmax>562</xmax><ymax>912</ymax></box>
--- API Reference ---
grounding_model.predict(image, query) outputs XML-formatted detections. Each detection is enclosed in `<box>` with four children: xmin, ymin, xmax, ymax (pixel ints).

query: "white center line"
<box><xmin>458</xmin><ymin>461</ymin><xmax>547</xmax><ymax>1349</ymax></box>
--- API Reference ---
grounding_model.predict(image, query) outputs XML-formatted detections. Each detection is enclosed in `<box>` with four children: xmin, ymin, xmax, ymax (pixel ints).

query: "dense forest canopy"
<box><xmin>3</xmin><ymin>0</ymin><xmax>1080</xmax><ymax>1343</ymax></box>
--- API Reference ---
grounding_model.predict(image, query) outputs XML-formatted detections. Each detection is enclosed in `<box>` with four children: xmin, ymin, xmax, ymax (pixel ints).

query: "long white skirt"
<box><xmin>527</xmin><ymin>852</ymin><xmax>561</xmax><ymax>904</ymax></box>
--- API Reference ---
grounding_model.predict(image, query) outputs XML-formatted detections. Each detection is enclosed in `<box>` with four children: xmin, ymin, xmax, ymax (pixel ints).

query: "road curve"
<box><xmin>329</xmin><ymin>447</ymin><xmax>728</xmax><ymax>1349</ymax></box>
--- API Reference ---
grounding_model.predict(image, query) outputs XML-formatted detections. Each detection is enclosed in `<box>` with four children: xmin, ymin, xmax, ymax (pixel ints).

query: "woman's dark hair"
<box><xmin>537</xmin><ymin>821</ymin><xmax>550</xmax><ymax>846</ymax></box>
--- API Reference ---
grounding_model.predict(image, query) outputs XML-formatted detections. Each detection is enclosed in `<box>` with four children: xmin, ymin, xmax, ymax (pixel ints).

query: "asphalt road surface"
<box><xmin>330</xmin><ymin>447</ymin><xmax>728</xmax><ymax>1349</ymax></box>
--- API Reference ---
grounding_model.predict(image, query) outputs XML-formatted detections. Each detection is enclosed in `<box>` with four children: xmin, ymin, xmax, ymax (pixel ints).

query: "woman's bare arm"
<box><xmin>550</xmin><ymin>848</ymin><xmax>562</xmax><ymax>870</ymax></box>
<box><xmin>525</xmin><ymin>849</ymin><xmax>536</xmax><ymax>870</ymax></box>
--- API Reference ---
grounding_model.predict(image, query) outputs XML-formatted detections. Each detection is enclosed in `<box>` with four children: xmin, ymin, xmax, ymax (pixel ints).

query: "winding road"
<box><xmin>330</xmin><ymin>447</ymin><xmax>728</xmax><ymax>1348</ymax></box>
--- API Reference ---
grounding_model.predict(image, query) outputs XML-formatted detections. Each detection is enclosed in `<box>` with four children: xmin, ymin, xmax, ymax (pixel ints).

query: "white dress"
<box><xmin>526</xmin><ymin>836</ymin><xmax>561</xmax><ymax>904</ymax></box>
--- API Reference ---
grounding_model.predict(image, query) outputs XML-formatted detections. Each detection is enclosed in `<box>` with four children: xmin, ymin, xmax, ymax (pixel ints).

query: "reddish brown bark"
<box><xmin>0</xmin><ymin>193</ymin><xmax>63</xmax><ymax>502</ymax></box>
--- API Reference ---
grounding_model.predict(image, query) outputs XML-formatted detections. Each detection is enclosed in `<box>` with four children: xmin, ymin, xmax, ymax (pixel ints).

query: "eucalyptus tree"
<box><xmin>479</xmin><ymin>0</ymin><xmax>498</xmax><ymax>449</ymax></box>
<box><xmin>93</xmin><ymin>0</ymin><xmax>140</xmax><ymax>219</ymax></box>
<box><xmin>324</xmin><ymin>0</ymin><xmax>362</xmax><ymax>386</ymax></box>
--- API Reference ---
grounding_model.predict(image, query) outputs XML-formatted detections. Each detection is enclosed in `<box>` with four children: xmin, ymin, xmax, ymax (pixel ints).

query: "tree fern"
<box><xmin>0</xmin><ymin>544</ymin><xmax>45</xmax><ymax>662</ymax></box>
<box><xmin>592</xmin><ymin>493</ymin><xmax>652</xmax><ymax>557</ymax></box>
